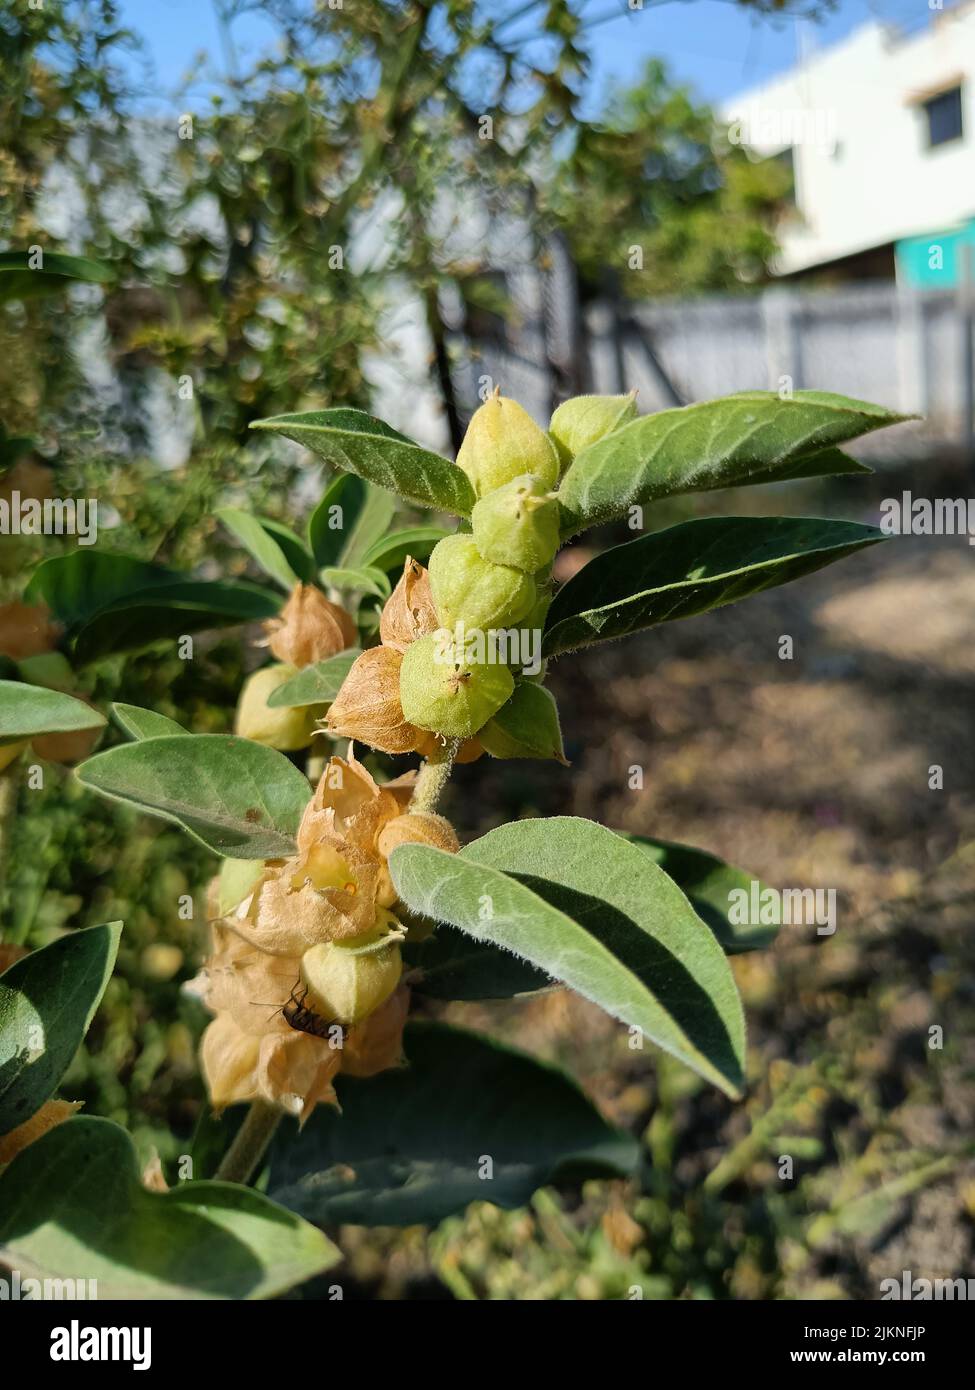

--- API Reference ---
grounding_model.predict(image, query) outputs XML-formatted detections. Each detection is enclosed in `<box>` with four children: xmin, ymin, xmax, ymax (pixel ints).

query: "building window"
<box><xmin>923</xmin><ymin>86</ymin><xmax>963</xmax><ymax>148</ymax></box>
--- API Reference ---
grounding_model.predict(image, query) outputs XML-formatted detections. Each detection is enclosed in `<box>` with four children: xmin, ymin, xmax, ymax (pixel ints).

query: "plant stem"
<box><xmin>0</xmin><ymin>766</ymin><xmax>19</xmax><ymax>904</ymax></box>
<box><xmin>410</xmin><ymin>737</ymin><xmax>461</xmax><ymax>815</ymax></box>
<box><xmin>215</xmin><ymin>1100</ymin><xmax>281</xmax><ymax>1184</ymax></box>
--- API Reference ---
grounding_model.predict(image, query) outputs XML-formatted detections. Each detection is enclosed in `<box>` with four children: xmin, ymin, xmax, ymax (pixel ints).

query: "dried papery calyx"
<box><xmin>266</xmin><ymin>582</ymin><xmax>357</xmax><ymax>666</ymax></box>
<box><xmin>234</xmin><ymin>664</ymin><xmax>322</xmax><ymax>750</ymax></box>
<box><xmin>399</xmin><ymin>631</ymin><xmax>515</xmax><ymax>737</ymax></box>
<box><xmin>325</xmin><ymin>645</ymin><xmax>435</xmax><ymax>755</ymax></box>
<box><xmin>380</xmin><ymin>556</ymin><xmax>439</xmax><ymax>653</ymax></box>
<box><xmin>376</xmin><ymin>810</ymin><xmax>460</xmax><ymax>858</ymax></box>
<box><xmin>428</xmin><ymin>535</ymin><xmax>535</xmax><ymax>631</ymax></box>
<box><xmin>457</xmin><ymin>390</ymin><xmax>560</xmax><ymax>496</ymax></box>
<box><xmin>0</xmin><ymin>1099</ymin><xmax>83</xmax><ymax>1166</ymax></box>
<box><xmin>0</xmin><ymin>600</ymin><xmax>62</xmax><ymax>661</ymax></box>
<box><xmin>300</xmin><ymin>911</ymin><xmax>405</xmax><ymax>1026</ymax></box>
<box><xmin>548</xmin><ymin>392</ymin><xmax>638</xmax><ymax>472</ymax></box>
<box><xmin>198</xmin><ymin>753</ymin><xmax>428</xmax><ymax>1118</ymax></box>
<box><xmin>471</xmin><ymin>473</ymin><xmax>561</xmax><ymax>573</ymax></box>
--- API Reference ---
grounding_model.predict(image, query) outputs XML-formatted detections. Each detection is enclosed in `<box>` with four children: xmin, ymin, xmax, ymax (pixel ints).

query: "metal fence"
<box><xmin>455</xmin><ymin>274</ymin><xmax>974</xmax><ymax>461</ymax></box>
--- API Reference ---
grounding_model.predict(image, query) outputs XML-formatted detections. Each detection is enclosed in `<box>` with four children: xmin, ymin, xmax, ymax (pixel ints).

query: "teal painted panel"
<box><xmin>897</xmin><ymin>218</ymin><xmax>975</xmax><ymax>288</ymax></box>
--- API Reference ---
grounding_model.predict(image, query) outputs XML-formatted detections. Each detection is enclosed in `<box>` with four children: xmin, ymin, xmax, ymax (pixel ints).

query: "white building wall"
<box><xmin>724</xmin><ymin>5</ymin><xmax>975</xmax><ymax>274</ymax></box>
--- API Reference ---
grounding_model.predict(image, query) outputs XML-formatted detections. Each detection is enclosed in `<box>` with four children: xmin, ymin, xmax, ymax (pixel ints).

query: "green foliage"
<box><xmin>269</xmin><ymin>1022</ymin><xmax>638</xmax><ymax>1227</ymax></box>
<box><xmin>216</xmin><ymin>508</ymin><xmax>313</xmax><ymax>591</ymax></box>
<box><xmin>75</xmin><ymin>734</ymin><xmax>309</xmax><ymax>858</ymax></box>
<box><xmin>25</xmin><ymin>552</ymin><xmax>278</xmax><ymax>663</ymax></box>
<box><xmin>546</xmin><ymin>57</ymin><xmax>792</xmax><ymax>297</ymax></box>
<box><xmin>543</xmin><ymin>516</ymin><xmax>885</xmax><ymax>656</ymax></box>
<box><xmin>0</xmin><ymin>250</ymin><xmax>113</xmax><ymax>304</ymax></box>
<box><xmin>0</xmin><ymin>1116</ymin><xmax>339</xmax><ymax>1299</ymax></box>
<box><xmin>264</xmin><ymin>650</ymin><xmax>361</xmax><ymax>709</ymax></box>
<box><xmin>625</xmin><ymin>836</ymin><xmax>778</xmax><ymax>955</ymax></box>
<box><xmin>0</xmin><ymin>922</ymin><xmax>121</xmax><ymax>1136</ymax></box>
<box><xmin>390</xmin><ymin>817</ymin><xmax>745</xmax><ymax>1097</ymax></box>
<box><xmin>111</xmin><ymin>704</ymin><xmax>189</xmax><ymax>740</ymax></box>
<box><xmin>557</xmin><ymin>391</ymin><xmax>900</xmax><ymax>531</ymax></box>
<box><xmin>252</xmin><ymin>410</ymin><xmax>476</xmax><ymax>516</ymax></box>
<box><xmin>0</xmin><ymin>680</ymin><xmax>105</xmax><ymax>740</ymax></box>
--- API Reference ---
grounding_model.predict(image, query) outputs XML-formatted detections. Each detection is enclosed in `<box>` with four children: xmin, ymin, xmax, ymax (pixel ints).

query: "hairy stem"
<box><xmin>215</xmin><ymin>1100</ymin><xmax>281</xmax><ymax>1184</ymax></box>
<box><xmin>410</xmin><ymin>737</ymin><xmax>461</xmax><ymax>815</ymax></box>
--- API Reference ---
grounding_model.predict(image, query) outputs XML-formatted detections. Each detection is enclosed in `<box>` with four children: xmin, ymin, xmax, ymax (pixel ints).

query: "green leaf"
<box><xmin>269</xmin><ymin>1021</ymin><xmax>637</xmax><ymax>1227</ymax></box>
<box><xmin>480</xmin><ymin>682</ymin><xmax>567</xmax><ymax>762</ymax></box>
<box><xmin>75</xmin><ymin>734</ymin><xmax>309</xmax><ymax>858</ymax></box>
<box><xmin>544</xmin><ymin>515</ymin><xmax>885</xmax><ymax>656</ymax></box>
<box><xmin>111</xmin><ymin>704</ymin><xmax>188</xmax><ymax>740</ymax></box>
<box><xmin>258</xmin><ymin>518</ymin><xmax>316</xmax><ymax>582</ymax></box>
<box><xmin>0</xmin><ymin>250</ymin><xmax>113</xmax><ymax>304</ymax></box>
<box><xmin>360</xmin><ymin>525</ymin><xmax>450</xmax><ymax>573</ymax></box>
<box><xmin>404</xmin><ymin>926</ymin><xmax>549</xmax><ymax>999</ymax></box>
<box><xmin>251</xmin><ymin>408</ymin><xmax>476</xmax><ymax>517</ymax></box>
<box><xmin>0</xmin><ymin>923</ymin><xmax>121</xmax><ymax>1136</ymax></box>
<box><xmin>25</xmin><ymin>552</ymin><xmax>184</xmax><ymax>633</ymax></box>
<box><xmin>308</xmin><ymin>474</ymin><xmax>370</xmax><ymax>567</ymax></box>
<box><xmin>557</xmin><ymin>391</ymin><xmax>906</xmax><ymax>531</ymax></box>
<box><xmin>73</xmin><ymin>582</ymin><xmax>279</xmax><ymax>663</ymax></box>
<box><xmin>0</xmin><ymin>1117</ymin><xmax>339</xmax><ymax>1299</ymax></box>
<box><xmin>24</xmin><ymin>552</ymin><xmax>278</xmax><ymax>660</ymax></box>
<box><xmin>0</xmin><ymin>681</ymin><xmax>105</xmax><ymax>740</ymax></box>
<box><xmin>217</xmin><ymin>507</ymin><xmax>311</xmax><ymax>590</ymax></box>
<box><xmin>389</xmin><ymin>817</ymin><xmax>745</xmax><ymax>1097</ymax></box>
<box><xmin>337</xmin><ymin>483</ymin><xmax>398</xmax><ymax>566</ymax></box>
<box><xmin>265</xmin><ymin>649</ymin><xmax>360</xmax><ymax>708</ymax></box>
<box><xmin>318</xmin><ymin>565</ymin><xmax>390</xmax><ymax>601</ymax></box>
<box><xmin>623</xmin><ymin>834</ymin><xmax>777</xmax><ymax>954</ymax></box>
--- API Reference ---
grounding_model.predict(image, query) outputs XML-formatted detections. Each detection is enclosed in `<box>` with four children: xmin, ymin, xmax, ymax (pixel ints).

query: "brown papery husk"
<box><xmin>325</xmin><ymin>646</ymin><xmax>431</xmax><ymax>755</ymax></box>
<box><xmin>380</xmin><ymin>556</ymin><xmax>439</xmax><ymax>653</ymax></box>
<box><xmin>266</xmin><ymin>583</ymin><xmax>357</xmax><ymax>666</ymax></box>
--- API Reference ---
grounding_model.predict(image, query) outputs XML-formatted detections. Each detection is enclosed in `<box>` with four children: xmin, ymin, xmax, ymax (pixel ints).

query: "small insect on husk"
<box><xmin>282</xmin><ymin>982</ymin><xmax>346</xmax><ymax>1043</ymax></box>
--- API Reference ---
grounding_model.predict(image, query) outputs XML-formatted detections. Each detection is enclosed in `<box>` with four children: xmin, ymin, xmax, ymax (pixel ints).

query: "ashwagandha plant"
<box><xmin>0</xmin><ymin>381</ymin><xmax>906</xmax><ymax>1298</ymax></box>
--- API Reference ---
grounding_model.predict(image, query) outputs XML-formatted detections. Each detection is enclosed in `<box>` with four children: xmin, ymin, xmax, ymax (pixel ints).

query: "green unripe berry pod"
<box><xmin>548</xmin><ymin>392</ymin><xmax>638</xmax><ymax>472</ymax></box>
<box><xmin>300</xmin><ymin>912</ymin><xmax>404</xmax><ymax>1026</ymax></box>
<box><xmin>480</xmin><ymin>681</ymin><xmax>568</xmax><ymax>763</ymax></box>
<box><xmin>457</xmin><ymin>392</ymin><xmax>560</xmax><ymax>496</ymax></box>
<box><xmin>471</xmin><ymin>474</ymin><xmax>561</xmax><ymax>573</ymax></box>
<box><xmin>429</xmin><ymin>535</ymin><xmax>535</xmax><ymax>631</ymax></box>
<box><xmin>399</xmin><ymin>632</ymin><xmax>514</xmax><ymax>737</ymax></box>
<box><xmin>234</xmin><ymin>664</ymin><xmax>322</xmax><ymax>751</ymax></box>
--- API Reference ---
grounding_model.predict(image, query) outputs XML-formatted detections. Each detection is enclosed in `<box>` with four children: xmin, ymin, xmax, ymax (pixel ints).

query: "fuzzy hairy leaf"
<box><xmin>544</xmin><ymin>515</ymin><xmax>885</xmax><ymax>655</ymax></box>
<box><xmin>252</xmin><ymin>409</ymin><xmax>475</xmax><ymax>516</ymax></box>
<box><xmin>623</xmin><ymin>834</ymin><xmax>777</xmax><ymax>954</ymax></box>
<box><xmin>75</xmin><ymin>734</ymin><xmax>308</xmax><ymax>858</ymax></box>
<box><xmin>0</xmin><ymin>924</ymin><xmax>121</xmax><ymax>1136</ymax></box>
<box><xmin>0</xmin><ymin>1117</ymin><xmax>339</xmax><ymax>1299</ymax></box>
<box><xmin>390</xmin><ymin>817</ymin><xmax>745</xmax><ymax>1096</ymax></box>
<box><xmin>111</xmin><ymin>704</ymin><xmax>188</xmax><ymax>740</ymax></box>
<box><xmin>404</xmin><ymin>925</ymin><xmax>550</xmax><ymax>999</ymax></box>
<box><xmin>265</xmin><ymin>649</ymin><xmax>360</xmax><ymax>708</ymax></box>
<box><xmin>0</xmin><ymin>682</ymin><xmax>105</xmax><ymax>741</ymax></box>
<box><xmin>557</xmin><ymin>391</ymin><xmax>905</xmax><ymax>531</ymax></box>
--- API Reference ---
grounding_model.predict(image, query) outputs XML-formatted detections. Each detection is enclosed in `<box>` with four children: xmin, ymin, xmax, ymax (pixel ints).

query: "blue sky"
<box><xmin>116</xmin><ymin>0</ymin><xmax>934</xmax><ymax>108</ymax></box>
